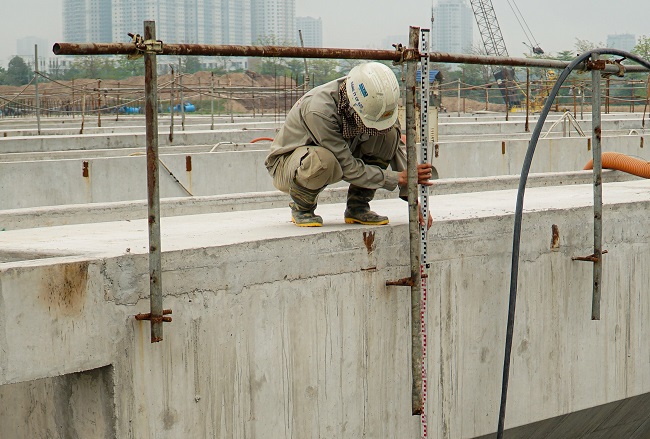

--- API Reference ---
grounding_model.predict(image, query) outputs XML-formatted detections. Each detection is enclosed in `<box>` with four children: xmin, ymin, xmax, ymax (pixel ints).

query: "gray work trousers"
<box><xmin>270</xmin><ymin>140</ymin><xmax>398</xmax><ymax>193</ymax></box>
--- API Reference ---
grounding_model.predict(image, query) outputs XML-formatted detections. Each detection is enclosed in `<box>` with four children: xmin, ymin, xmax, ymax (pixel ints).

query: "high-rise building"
<box><xmin>16</xmin><ymin>37</ymin><xmax>49</xmax><ymax>57</ymax></box>
<box><xmin>607</xmin><ymin>34</ymin><xmax>636</xmax><ymax>53</ymax></box>
<box><xmin>251</xmin><ymin>0</ymin><xmax>296</xmax><ymax>45</ymax></box>
<box><xmin>62</xmin><ymin>0</ymin><xmax>297</xmax><ymax>56</ymax></box>
<box><xmin>63</xmin><ymin>0</ymin><xmax>113</xmax><ymax>43</ymax></box>
<box><xmin>296</xmin><ymin>17</ymin><xmax>322</xmax><ymax>48</ymax></box>
<box><xmin>432</xmin><ymin>0</ymin><xmax>474</xmax><ymax>54</ymax></box>
<box><xmin>222</xmin><ymin>0</ymin><xmax>252</xmax><ymax>45</ymax></box>
<box><xmin>111</xmin><ymin>0</ymin><xmax>204</xmax><ymax>44</ymax></box>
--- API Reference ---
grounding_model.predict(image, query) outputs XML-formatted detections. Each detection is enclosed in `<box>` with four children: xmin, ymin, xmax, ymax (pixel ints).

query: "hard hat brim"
<box><xmin>357</xmin><ymin>111</ymin><xmax>398</xmax><ymax>131</ymax></box>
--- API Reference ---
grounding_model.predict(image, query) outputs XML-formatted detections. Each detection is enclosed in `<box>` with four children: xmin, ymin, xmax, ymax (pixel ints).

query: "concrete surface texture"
<box><xmin>2</xmin><ymin>179</ymin><xmax>650</xmax><ymax>438</ymax></box>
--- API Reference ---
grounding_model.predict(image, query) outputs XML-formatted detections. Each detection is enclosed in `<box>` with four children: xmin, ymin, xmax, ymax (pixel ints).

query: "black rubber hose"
<box><xmin>497</xmin><ymin>49</ymin><xmax>650</xmax><ymax>438</ymax></box>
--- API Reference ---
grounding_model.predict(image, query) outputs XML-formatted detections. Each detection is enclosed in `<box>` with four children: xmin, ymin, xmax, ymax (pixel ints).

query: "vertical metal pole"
<box><xmin>462</xmin><ymin>68</ymin><xmax>466</xmax><ymax>113</ymax></box>
<box><xmin>179</xmin><ymin>59</ymin><xmax>185</xmax><ymax>131</ymax></box>
<box><xmin>169</xmin><ymin>66</ymin><xmax>175</xmax><ymax>142</ymax></box>
<box><xmin>116</xmin><ymin>81</ymin><xmax>120</xmax><ymax>121</ymax></box>
<box><xmin>217</xmin><ymin>80</ymin><xmax>221</xmax><ymax>116</ymax></box>
<box><xmin>144</xmin><ymin>20</ymin><xmax>164</xmax><ymax>342</ymax></box>
<box><xmin>641</xmin><ymin>75</ymin><xmax>650</xmax><ymax>129</ymax></box>
<box><xmin>210</xmin><ymin>72</ymin><xmax>215</xmax><ymax>130</ymax></box>
<box><xmin>406</xmin><ymin>25</ymin><xmax>424</xmax><ymax>416</ymax></box>
<box><xmin>34</xmin><ymin>45</ymin><xmax>41</xmax><ymax>135</ymax></box>
<box><xmin>485</xmin><ymin>85</ymin><xmax>489</xmax><ymax>111</ymax></box>
<box><xmin>72</xmin><ymin>79</ymin><xmax>75</xmax><ymax>119</ymax></box>
<box><xmin>504</xmin><ymin>77</ymin><xmax>510</xmax><ymax>122</ymax></box>
<box><xmin>456</xmin><ymin>78</ymin><xmax>461</xmax><ymax>116</ymax></box>
<box><xmin>97</xmin><ymin>79</ymin><xmax>102</xmax><ymax>128</ymax></box>
<box><xmin>581</xmin><ymin>83</ymin><xmax>585</xmax><ymax>120</ymax></box>
<box><xmin>80</xmin><ymin>87</ymin><xmax>86</xmax><ymax>134</ymax></box>
<box><xmin>198</xmin><ymin>77</ymin><xmax>203</xmax><ymax>109</ymax></box>
<box><xmin>229</xmin><ymin>90</ymin><xmax>234</xmax><ymax>123</ymax></box>
<box><xmin>591</xmin><ymin>54</ymin><xmax>603</xmax><ymax>321</ymax></box>
<box><xmin>525</xmin><ymin>68</ymin><xmax>530</xmax><ymax>132</ymax></box>
<box><xmin>299</xmin><ymin>29</ymin><xmax>310</xmax><ymax>89</ymax></box>
<box><xmin>605</xmin><ymin>77</ymin><xmax>610</xmax><ymax>114</ymax></box>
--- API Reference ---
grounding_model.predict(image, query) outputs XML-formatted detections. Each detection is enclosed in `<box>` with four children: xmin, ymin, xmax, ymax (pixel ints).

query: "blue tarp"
<box><xmin>416</xmin><ymin>69</ymin><xmax>443</xmax><ymax>83</ymax></box>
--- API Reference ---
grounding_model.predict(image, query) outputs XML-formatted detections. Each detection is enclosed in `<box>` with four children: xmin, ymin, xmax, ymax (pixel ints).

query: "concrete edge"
<box><xmin>0</xmin><ymin>169</ymin><xmax>638</xmax><ymax>231</ymax></box>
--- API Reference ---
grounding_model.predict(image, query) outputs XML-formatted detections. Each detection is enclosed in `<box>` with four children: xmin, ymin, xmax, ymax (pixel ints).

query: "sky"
<box><xmin>0</xmin><ymin>0</ymin><xmax>648</xmax><ymax>67</ymax></box>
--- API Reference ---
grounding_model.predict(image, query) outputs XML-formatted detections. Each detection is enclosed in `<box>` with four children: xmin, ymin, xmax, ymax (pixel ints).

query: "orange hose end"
<box><xmin>250</xmin><ymin>137</ymin><xmax>274</xmax><ymax>143</ymax></box>
<box><xmin>583</xmin><ymin>152</ymin><xmax>650</xmax><ymax>178</ymax></box>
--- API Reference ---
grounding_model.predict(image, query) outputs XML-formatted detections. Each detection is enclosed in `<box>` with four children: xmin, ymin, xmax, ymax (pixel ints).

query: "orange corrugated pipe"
<box><xmin>250</xmin><ymin>137</ymin><xmax>274</xmax><ymax>143</ymax></box>
<box><xmin>584</xmin><ymin>151</ymin><xmax>650</xmax><ymax>178</ymax></box>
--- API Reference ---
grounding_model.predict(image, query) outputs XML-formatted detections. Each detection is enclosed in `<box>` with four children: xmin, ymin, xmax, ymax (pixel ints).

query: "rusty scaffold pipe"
<box><xmin>53</xmin><ymin>42</ymin><xmax>648</xmax><ymax>73</ymax></box>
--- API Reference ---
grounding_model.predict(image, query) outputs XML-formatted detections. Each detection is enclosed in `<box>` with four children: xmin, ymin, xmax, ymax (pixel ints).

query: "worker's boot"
<box><xmin>289</xmin><ymin>179</ymin><xmax>324</xmax><ymax>227</ymax></box>
<box><xmin>344</xmin><ymin>185</ymin><xmax>389</xmax><ymax>225</ymax></box>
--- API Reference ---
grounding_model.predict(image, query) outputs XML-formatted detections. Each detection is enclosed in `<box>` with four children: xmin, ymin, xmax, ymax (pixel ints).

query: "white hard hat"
<box><xmin>345</xmin><ymin>62</ymin><xmax>400</xmax><ymax>131</ymax></box>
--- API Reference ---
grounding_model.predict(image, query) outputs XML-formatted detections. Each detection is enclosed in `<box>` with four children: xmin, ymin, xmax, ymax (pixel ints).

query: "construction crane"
<box><xmin>468</xmin><ymin>0</ymin><xmax>543</xmax><ymax>108</ymax></box>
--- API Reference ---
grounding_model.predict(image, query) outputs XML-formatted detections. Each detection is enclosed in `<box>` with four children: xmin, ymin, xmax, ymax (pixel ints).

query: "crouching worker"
<box><xmin>264</xmin><ymin>61</ymin><xmax>433</xmax><ymax>227</ymax></box>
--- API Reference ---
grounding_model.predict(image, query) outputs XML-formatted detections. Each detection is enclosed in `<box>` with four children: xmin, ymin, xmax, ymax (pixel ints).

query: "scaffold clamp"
<box><xmin>127</xmin><ymin>32</ymin><xmax>163</xmax><ymax>59</ymax></box>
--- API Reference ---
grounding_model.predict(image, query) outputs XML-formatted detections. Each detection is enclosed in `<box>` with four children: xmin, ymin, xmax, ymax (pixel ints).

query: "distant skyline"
<box><xmin>1</xmin><ymin>0</ymin><xmax>648</xmax><ymax>67</ymax></box>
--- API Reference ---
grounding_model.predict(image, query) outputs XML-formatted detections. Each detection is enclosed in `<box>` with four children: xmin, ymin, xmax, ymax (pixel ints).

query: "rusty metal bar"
<box><xmin>406</xmin><ymin>26</ymin><xmax>424</xmax><ymax>417</ymax></box>
<box><xmin>53</xmin><ymin>42</ymin><xmax>648</xmax><ymax>72</ymax></box>
<box><xmin>591</xmin><ymin>53</ymin><xmax>603</xmax><ymax>321</ymax></box>
<box><xmin>144</xmin><ymin>20</ymin><xmax>164</xmax><ymax>343</ymax></box>
<box><xmin>386</xmin><ymin>277</ymin><xmax>415</xmax><ymax>287</ymax></box>
<box><xmin>210</xmin><ymin>72</ymin><xmax>215</xmax><ymax>130</ymax></box>
<box><xmin>135</xmin><ymin>309</ymin><xmax>173</xmax><ymax>322</ymax></box>
<box><xmin>169</xmin><ymin>65</ymin><xmax>175</xmax><ymax>142</ymax></box>
<box><xmin>34</xmin><ymin>44</ymin><xmax>41</xmax><ymax>135</ymax></box>
<box><xmin>525</xmin><ymin>68</ymin><xmax>530</xmax><ymax>132</ymax></box>
<box><xmin>179</xmin><ymin>59</ymin><xmax>185</xmax><ymax>131</ymax></box>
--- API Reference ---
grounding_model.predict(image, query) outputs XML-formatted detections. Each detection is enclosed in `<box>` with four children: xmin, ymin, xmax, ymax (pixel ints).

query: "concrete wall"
<box><xmin>0</xmin><ymin>128</ymin><xmax>278</xmax><ymax>154</ymax></box>
<box><xmin>1</xmin><ymin>180</ymin><xmax>650</xmax><ymax>437</ymax></box>
<box><xmin>0</xmin><ymin>150</ymin><xmax>275</xmax><ymax>209</ymax></box>
<box><xmin>0</xmin><ymin>134</ymin><xmax>646</xmax><ymax>210</ymax></box>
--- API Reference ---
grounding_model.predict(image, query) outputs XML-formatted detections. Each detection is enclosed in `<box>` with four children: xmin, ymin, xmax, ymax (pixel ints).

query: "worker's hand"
<box><xmin>418</xmin><ymin>202</ymin><xmax>433</xmax><ymax>230</ymax></box>
<box><xmin>398</xmin><ymin>163</ymin><xmax>434</xmax><ymax>188</ymax></box>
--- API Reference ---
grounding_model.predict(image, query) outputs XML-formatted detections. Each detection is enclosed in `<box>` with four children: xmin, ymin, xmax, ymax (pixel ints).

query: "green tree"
<box><xmin>632</xmin><ymin>35</ymin><xmax>650</xmax><ymax>60</ymax></box>
<box><xmin>5</xmin><ymin>56</ymin><xmax>32</xmax><ymax>85</ymax></box>
<box><xmin>574</xmin><ymin>38</ymin><xmax>604</xmax><ymax>55</ymax></box>
<box><xmin>308</xmin><ymin>59</ymin><xmax>340</xmax><ymax>86</ymax></box>
<box><xmin>0</xmin><ymin>66</ymin><xmax>6</xmax><ymax>85</ymax></box>
<box><xmin>178</xmin><ymin>56</ymin><xmax>202</xmax><ymax>74</ymax></box>
<box><xmin>63</xmin><ymin>56</ymin><xmax>119</xmax><ymax>80</ymax></box>
<box><xmin>555</xmin><ymin>50</ymin><xmax>576</xmax><ymax>61</ymax></box>
<box><xmin>253</xmin><ymin>35</ymin><xmax>292</xmax><ymax>76</ymax></box>
<box><xmin>284</xmin><ymin>59</ymin><xmax>308</xmax><ymax>84</ymax></box>
<box><xmin>115</xmin><ymin>57</ymin><xmax>145</xmax><ymax>77</ymax></box>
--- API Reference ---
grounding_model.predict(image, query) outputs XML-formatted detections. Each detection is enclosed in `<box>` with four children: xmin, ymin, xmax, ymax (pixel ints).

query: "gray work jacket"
<box><xmin>265</xmin><ymin>77</ymin><xmax>407</xmax><ymax>194</ymax></box>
